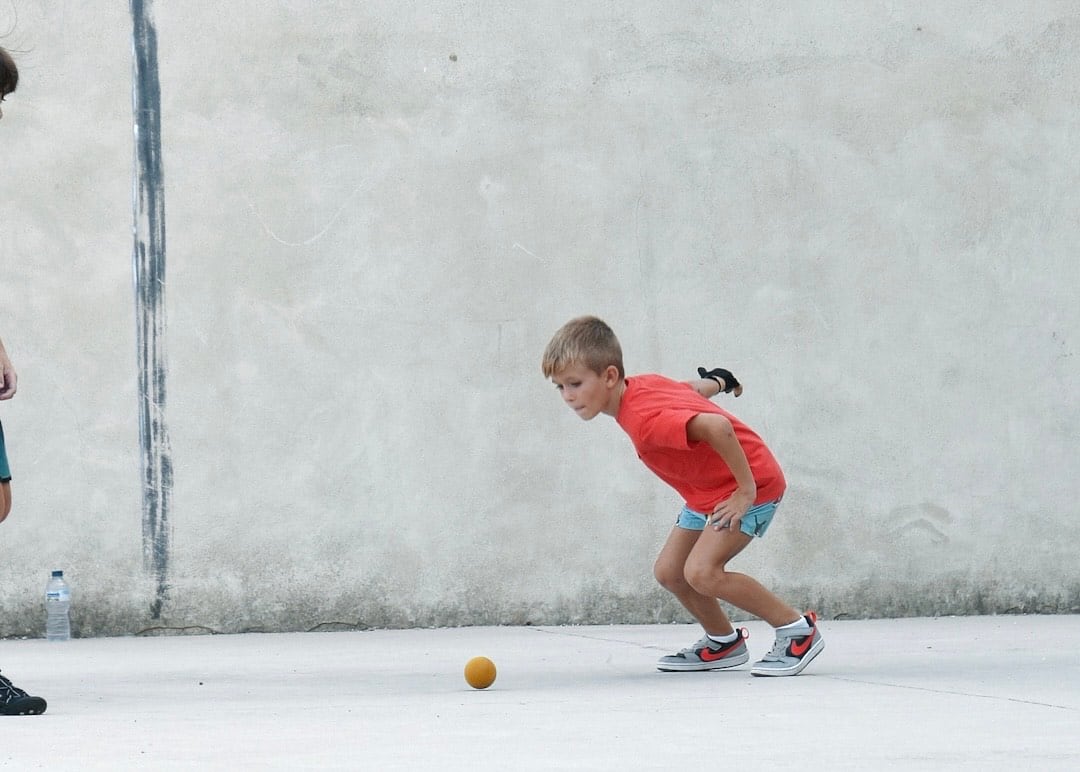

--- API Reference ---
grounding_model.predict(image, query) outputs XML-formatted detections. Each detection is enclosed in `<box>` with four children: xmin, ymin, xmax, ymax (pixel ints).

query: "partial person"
<box><xmin>0</xmin><ymin>45</ymin><xmax>49</xmax><ymax>717</ymax></box>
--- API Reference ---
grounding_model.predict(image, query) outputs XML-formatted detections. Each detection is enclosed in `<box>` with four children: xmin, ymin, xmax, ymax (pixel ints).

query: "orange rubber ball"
<box><xmin>464</xmin><ymin>656</ymin><xmax>497</xmax><ymax>689</ymax></box>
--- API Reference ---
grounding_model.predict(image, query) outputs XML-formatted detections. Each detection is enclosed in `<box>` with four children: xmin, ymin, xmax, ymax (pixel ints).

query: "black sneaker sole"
<box><xmin>1</xmin><ymin>696</ymin><xmax>47</xmax><ymax>715</ymax></box>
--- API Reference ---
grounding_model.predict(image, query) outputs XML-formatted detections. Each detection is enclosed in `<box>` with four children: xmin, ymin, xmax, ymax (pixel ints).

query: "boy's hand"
<box><xmin>697</xmin><ymin>367</ymin><xmax>742</xmax><ymax>397</ymax></box>
<box><xmin>708</xmin><ymin>489</ymin><xmax>755</xmax><ymax>532</ymax></box>
<box><xmin>0</xmin><ymin>354</ymin><xmax>16</xmax><ymax>400</ymax></box>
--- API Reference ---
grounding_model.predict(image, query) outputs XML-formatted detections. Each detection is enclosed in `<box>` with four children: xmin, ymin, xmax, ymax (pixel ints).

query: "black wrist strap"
<box><xmin>697</xmin><ymin>367</ymin><xmax>741</xmax><ymax>394</ymax></box>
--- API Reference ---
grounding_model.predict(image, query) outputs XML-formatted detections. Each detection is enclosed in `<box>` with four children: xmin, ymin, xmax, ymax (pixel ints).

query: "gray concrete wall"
<box><xmin>2</xmin><ymin>1</ymin><xmax>1078</xmax><ymax>637</ymax></box>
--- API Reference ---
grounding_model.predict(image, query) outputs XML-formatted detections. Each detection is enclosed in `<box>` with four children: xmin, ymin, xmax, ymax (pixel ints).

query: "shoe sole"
<box><xmin>0</xmin><ymin>696</ymin><xmax>48</xmax><ymax>716</ymax></box>
<box><xmin>750</xmin><ymin>637</ymin><xmax>825</xmax><ymax>677</ymax></box>
<box><xmin>657</xmin><ymin>651</ymin><xmax>750</xmax><ymax>672</ymax></box>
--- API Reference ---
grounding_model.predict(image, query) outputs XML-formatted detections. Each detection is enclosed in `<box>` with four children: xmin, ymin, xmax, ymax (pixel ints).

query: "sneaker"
<box><xmin>750</xmin><ymin>611</ymin><xmax>825</xmax><ymax>677</ymax></box>
<box><xmin>657</xmin><ymin>628</ymin><xmax>750</xmax><ymax>672</ymax></box>
<box><xmin>0</xmin><ymin>671</ymin><xmax>47</xmax><ymax>716</ymax></box>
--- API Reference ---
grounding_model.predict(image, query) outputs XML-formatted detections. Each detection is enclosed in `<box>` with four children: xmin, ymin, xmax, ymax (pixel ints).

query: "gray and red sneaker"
<box><xmin>750</xmin><ymin>612</ymin><xmax>825</xmax><ymax>677</ymax></box>
<box><xmin>657</xmin><ymin>628</ymin><xmax>750</xmax><ymax>672</ymax></box>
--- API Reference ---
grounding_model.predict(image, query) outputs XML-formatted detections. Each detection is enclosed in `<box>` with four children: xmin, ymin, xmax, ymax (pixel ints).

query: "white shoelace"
<box><xmin>762</xmin><ymin>635</ymin><xmax>790</xmax><ymax>660</ymax></box>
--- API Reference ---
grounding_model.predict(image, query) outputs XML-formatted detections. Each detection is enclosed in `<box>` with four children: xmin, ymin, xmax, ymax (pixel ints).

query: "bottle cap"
<box><xmin>51</xmin><ymin>570</ymin><xmax>64</xmax><ymax>577</ymax></box>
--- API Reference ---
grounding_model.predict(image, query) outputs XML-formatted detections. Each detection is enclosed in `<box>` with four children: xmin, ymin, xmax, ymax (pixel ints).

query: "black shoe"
<box><xmin>0</xmin><ymin>671</ymin><xmax>47</xmax><ymax>715</ymax></box>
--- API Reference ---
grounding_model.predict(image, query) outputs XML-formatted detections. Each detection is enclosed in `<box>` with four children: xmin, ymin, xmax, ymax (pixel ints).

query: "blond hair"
<box><xmin>541</xmin><ymin>316</ymin><xmax>625</xmax><ymax>379</ymax></box>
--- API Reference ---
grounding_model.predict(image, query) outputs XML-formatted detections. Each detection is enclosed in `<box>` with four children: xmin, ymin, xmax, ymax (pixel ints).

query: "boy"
<box><xmin>0</xmin><ymin>45</ymin><xmax>49</xmax><ymax>716</ymax></box>
<box><xmin>541</xmin><ymin>316</ymin><xmax>824</xmax><ymax>676</ymax></box>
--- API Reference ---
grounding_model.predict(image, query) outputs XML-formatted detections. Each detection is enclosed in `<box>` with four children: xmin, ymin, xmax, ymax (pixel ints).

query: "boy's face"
<box><xmin>550</xmin><ymin>362</ymin><xmax>622</xmax><ymax>421</ymax></box>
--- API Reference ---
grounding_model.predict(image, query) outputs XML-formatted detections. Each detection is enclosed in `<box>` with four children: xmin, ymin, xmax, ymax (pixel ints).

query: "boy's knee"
<box><xmin>683</xmin><ymin>562</ymin><xmax>708</xmax><ymax>594</ymax></box>
<box><xmin>653</xmin><ymin>559</ymin><xmax>686</xmax><ymax>592</ymax></box>
<box><xmin>684</xmin><ymin>560</ymin><xmax>729</xmax><ymax>597</ymax></box>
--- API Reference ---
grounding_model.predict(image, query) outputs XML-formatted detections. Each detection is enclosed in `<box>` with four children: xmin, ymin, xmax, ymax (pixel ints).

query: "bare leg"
<box><xmin>653</xmin><ymin>526</ymin><xmax>741</xmax><ymax>636</ymax></box>
<box><xmin>683</xmin><ymin>526</ymin><xmax>801</xmax><ymax>628</ymax></box>
<box><xmin>0</xmin><ymin>481</ymin><xmax>10</xmax><ymax>524</ymax></box>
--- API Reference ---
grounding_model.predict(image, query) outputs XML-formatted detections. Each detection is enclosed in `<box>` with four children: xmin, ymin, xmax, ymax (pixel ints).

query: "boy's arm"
<box><xmin>684</xmin><ymin>367</ymin><xmax>742</xmax><ymax>399</ymax></box>
<box><xmin>686</xmin><ymin>413</ymin><xmax>757</xmax><ymax>530</ymax></box>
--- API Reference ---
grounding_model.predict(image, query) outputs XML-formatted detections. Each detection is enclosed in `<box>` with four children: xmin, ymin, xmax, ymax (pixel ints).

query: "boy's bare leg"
<box><xmin>684</xmin><ymin>526</ymin><xmax>801</xmax><ymax>628</ymax></box>
<box><xmin>0</xmin><ymin>482</ymin><xmax>9</xmax><ymax>524</ymax></box>
<box><xmin>653</xmin><ymin>527</ymin><xmax>742</xmax><ymax>636</ymax></box>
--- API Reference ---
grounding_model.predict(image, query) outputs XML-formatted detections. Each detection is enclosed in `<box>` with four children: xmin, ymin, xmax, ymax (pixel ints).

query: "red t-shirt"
<box><xmin>615</xmin><ymin>374</ymin><xmax>786</xmax><ymax>512</ymax></box>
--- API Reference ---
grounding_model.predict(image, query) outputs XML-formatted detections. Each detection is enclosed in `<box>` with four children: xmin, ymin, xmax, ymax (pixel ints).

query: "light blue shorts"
<box><xmin>676</xmin><ymin>498</ymin><xmax>781</xmax><ymax>538</ymax></box>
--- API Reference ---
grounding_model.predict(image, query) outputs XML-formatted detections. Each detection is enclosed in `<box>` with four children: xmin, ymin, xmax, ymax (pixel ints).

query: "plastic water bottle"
<box><xmin>45</xmin><ymin>570</ymin><xmax>72</xmax><ymax>641</ymax></box>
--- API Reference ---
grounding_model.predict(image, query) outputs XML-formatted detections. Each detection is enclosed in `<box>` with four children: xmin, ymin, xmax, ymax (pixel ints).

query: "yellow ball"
<box><xmin>464</xmin><ymin>656</ymin><xmax>497</xmax><ymax>689</ymax></box>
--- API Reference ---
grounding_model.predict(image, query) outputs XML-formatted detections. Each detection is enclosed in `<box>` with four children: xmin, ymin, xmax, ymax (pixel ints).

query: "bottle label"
<box><xmin>46</xmin><ymin>590</ymin><xmax>71</xmax><ymax>602</ymax></box>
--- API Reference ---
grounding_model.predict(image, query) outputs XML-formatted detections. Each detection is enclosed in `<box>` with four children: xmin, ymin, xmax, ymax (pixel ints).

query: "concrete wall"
<box><xmin>2</xmin><ymin>1</ymin><xmax>1078</xmax><ymax>637</ymax></box>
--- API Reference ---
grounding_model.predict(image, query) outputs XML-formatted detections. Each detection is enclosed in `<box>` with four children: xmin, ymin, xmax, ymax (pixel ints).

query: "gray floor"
<box><xmin>2</xmin><ymin>614</ymin><xmax>1078</xmax><ymax>770</ymax></box>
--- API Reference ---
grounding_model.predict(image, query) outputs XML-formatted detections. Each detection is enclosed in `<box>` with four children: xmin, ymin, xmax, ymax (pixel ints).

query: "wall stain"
<box><xmin>131</xmin><ymin>0</ymin><xmax>173</xmax><ymax>620</ymax></box>
<box><xmin>888</xmin><ymin>502</ymin><xmax>952</xmax><ymax>545</ymax></box>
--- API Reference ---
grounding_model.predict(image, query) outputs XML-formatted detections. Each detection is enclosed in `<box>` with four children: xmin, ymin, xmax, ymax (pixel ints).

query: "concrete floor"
<box><xmin>1</xmin><ymin>614</ymin><xmax>1078</xmax><ymax>770</ymax></box>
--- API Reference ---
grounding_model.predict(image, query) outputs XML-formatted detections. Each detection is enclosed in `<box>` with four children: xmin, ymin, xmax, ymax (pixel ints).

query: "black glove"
<box><xmin>697</xmin><ymin>367</ymin><xmax>741</xmax><ymax>395</ymax></box>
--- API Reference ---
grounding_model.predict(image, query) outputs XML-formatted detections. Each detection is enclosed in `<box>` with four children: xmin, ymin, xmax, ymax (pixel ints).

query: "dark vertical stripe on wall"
<box><xmin>130</xmin><ymin>0</ymin><xmax>172</xmax><ymax>619</ymax></box>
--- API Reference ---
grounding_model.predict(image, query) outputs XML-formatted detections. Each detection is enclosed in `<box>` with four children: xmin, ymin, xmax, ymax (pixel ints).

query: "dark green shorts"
<box><xmin>0</xmin><ymin>420</ymin><xmax>10</xmax><ymax>482</ymax></box>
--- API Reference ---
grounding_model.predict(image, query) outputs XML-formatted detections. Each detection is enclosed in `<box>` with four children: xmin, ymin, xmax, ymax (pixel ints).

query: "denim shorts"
<box><xmin>676</xmin><ymin>498</ymin><xmax>781</xmax><ymax>538</ymax></box>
